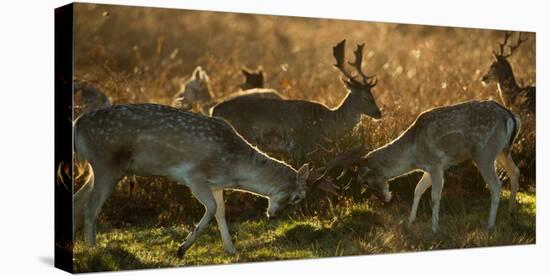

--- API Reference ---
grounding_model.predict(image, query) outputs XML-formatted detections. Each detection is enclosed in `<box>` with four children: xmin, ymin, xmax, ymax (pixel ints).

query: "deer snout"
<box><xmin>371</xmin><ymin>109</ymin><xmax>382</xmax><ymax>120</ymax></box>
<box><xmin>266</xmin><ymin>210</ymin><xmax>278</xmax><ymax>219</ymax></box>
<box><xmin>383</xmin><ymin>191</ymin><xmax>393</xmax><ymax>203</ymax></box>
<box><xmin>481</xmin><ymin>75</ymin><xmax>489</xmax><ymax>85</ymax></box>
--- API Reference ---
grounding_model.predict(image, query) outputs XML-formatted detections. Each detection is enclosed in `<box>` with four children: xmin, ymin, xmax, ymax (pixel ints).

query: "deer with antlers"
<box><xmin>482</xmin><ymin>32</ymin><xmax>535</xmax><ymax>113</ymax></box>
<box><xmin>320</xmin><ymin>100</ymin><xmax>520</xmax><ymax>232</ymax></box>
<box><xmin>72</xmin><ymin>104</ymin><xmax>337</xmax><ymax>256</ymax></box>
<box><xmin>173</xmin><ymin>66</ymin><xmax>283</xmax><ymax>114</ymax></box>
<box><xmin>211</xmin><ymin>40</ymin><xmax>381</xmax><ymax>156</ymax></box>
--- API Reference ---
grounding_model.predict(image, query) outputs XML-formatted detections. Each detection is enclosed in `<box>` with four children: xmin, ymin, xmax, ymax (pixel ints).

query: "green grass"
<box><xmin>73</xmin><ymin>190</ymin><xmax>535</xmax><ymax>272</ymax></box>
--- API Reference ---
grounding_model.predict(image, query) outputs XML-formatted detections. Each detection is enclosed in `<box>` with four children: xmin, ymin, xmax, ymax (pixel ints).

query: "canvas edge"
<box><xmin>54</xmin><ymin>2</ymin><xmax>75</xmax><ymax>273</ymax></box>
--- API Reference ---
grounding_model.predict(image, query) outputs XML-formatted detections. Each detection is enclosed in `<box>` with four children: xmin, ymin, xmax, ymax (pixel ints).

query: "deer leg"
<box><xmin>212</xmin><ymin>189</ymin><xmax>236</xmax><ymax>254</ymax></box>
<box><xmin>408</xmin><ymin>172</ymin><xmax>432</xmax><ymax>226</ymax></box>
<box><xmin>73</xmin><ymin>168</ymin><xmax>94</xmax><ymax>239</ymax></box>
<box><xmin>176</xmin><ymin>180</ymin><xmax>217</xmax><ymax>257</ymax></box>
<box><xmin>476</xmin><ymin>158</ymin><xmax>503</xmax><ymax>230</ymax></box>
<box><xmin>81</xmin><ymin>167</ymin><xmax>118</xmax><ymax>246</ymax></box>
<box><xmin>430</xmin><ymin>169</ymin><xmax>444</xmax><ymax>233</ymax></box>
<box><xmin>497</xmin><ymin>152</ymin><xmax>520</xmax><ymax>212</ymax></box>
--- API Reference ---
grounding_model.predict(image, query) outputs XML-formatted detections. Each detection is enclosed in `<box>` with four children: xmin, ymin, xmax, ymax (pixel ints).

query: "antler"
<box><xmin>494</xmin><ymin>31</ymin><xmax>528</xmax><ymax>58</ymax></box>
<box><xmin>308</xmin><ymin>144</ymin><xmax>367</xmax><ymax>194</ymax></box>
<box><xmin>325</xmin><ymin>144</ymin><xmax>367</xmax><ymax>172</ymax></box>
<box><xmin>333</xmin><ymin>40</ymin><xmax>355</xmax><ymax>81</ymax></box>
<box><xmin>505</xmin><ymin>32</ymin><xmax>528</xmax><ymax>57</ymax></box>
<box><xmin>348</xmin><ymin>43</ymin><xmax>378</xmax><ymax>87</ymax></box>
<box><xmin>494</xmin><ymin>31</ymin><xmax>513</xmax><ymax>57</ymax></box>
<box><xmin>307</xmin><ymin>166</ymin><xmax>339</xmax><ymax>195</ymax></box>
<box><xmin>332</xmin><ymin>39</ymin><xmax>377</xmax><ymax>88</ymax></box>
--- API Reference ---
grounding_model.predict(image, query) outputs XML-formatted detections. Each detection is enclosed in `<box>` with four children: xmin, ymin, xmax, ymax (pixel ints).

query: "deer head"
<box><xmin>179</xmin><ymin>66</ymin><xmax>213</xmax><ymax>104</ymax></box>
<box><xmin>333</xmin><ymin>39</ymin><xmax>381</xmax><ymax>119</ymax></box>
<box><xmin>240</xmin><ymin>67</ymin><xmax>264</xmax><ymax>90</ymax></box>
<box><xmin>482</xmin><ymin>32</ymin><xmax>527</xmax><ymax>85</ymax></box>
<box><xmin>315</xmin><ymin>144</ymin><xmax>392</xmax><ymax>202</ymax></box>
<box><xmin>266</xmin><ymin>163</ymin><xmax>310</xmax><ymax>218</ymax></box>
<box><xmin>73</xmin><ymin>80</ymin><xmax>111</xmax><ymax>117</ymax></box>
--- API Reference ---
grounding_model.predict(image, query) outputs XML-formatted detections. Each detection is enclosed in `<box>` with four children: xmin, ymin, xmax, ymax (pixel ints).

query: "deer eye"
<box><xmin>289</xmin><ymin>194</ymin><xmax>302</xmax><ymax>205</ymax></box>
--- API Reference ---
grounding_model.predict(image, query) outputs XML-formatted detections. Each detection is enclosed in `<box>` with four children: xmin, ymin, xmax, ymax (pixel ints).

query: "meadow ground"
<box><xmin>74</xmin><ymin>190</ymin><xmax>535</xmax><ymax>272</ymax></box>
<box><xmin>72</xmin><ymin>3</ymin><xmax>536</xmax><ymax>272</ymax></box>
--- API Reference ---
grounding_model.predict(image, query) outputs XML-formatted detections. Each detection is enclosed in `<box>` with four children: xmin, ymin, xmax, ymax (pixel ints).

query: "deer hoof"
<box><xmin>225</xmin><ymin>246</ymin><xmax>237</xmax><ymax>255</ymax></box>
<box><xmin>176</xmin><ymin>246</ymin><xmax>188</xmax><ymax>258</ymax></box>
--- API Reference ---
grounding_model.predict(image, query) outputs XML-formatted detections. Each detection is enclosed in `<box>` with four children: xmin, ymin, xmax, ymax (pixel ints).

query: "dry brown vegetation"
<box><xmin>72</xmin><ymin>3</ymin><xmax>536</xmax><ymax>271</ymax></box>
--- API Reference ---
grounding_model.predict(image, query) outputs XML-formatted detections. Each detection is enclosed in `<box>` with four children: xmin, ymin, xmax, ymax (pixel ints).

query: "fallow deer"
<box><xmin>211</xmin><ymin>39</ymin><xmax>382</xmax><ymax>156</ymax></box>
<box><xmin>73</xmin><ymin>79</ymin><xmax>111</xmax><ymax>118</ymax></box>
<box><xmin>172</xmin><ymin>66</ymin><xmax>215</xmax><ymax>113</ymax></box>
<box><xmin>324</xmin><ymin>100</ymin><xmax>520</xmax><ymax>232</ymax></box>
<box><xmin>240</xmin><ymin>67</ymin><xmax>265</xmax><ymax>91</ymax></box>
<box><xmin>72</xmin><ymin>79</ymin><xmax>113</xmax><ymax>190</ymax></box>
<box><xmin>173</xmin><ymin>66</ymin><xmax>282</xmax><ymax>114</ymax></box>
<box><xmin>482</xmin><ymin>32</ymin><xmax>535</xmax><ymax>114</ymax></box>
<box><xmin>73</xmin><ymin>104</ymin><xmax>322</xmax><ymax>256</ymax></box>
<box><xmin>238</xmin><ymin>67</ymin><xmax>284</xmax><ymax>99</ymax></box>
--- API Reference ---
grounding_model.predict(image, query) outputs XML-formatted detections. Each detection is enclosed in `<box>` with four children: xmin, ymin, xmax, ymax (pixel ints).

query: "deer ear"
<box><xmin>199</xmin><ymin>70</ymin><xmax>209</xmax><ymax>81</ymax></box>
<box><xmin>341</xmin><ymin>78</ymin><xmax>355</xmax><ymax>90</ymax></box>
<box><xmin>297</xmin><ymin>163</ymin><xmax>310</xmax><ymax>183</ymax></box>
<box><xmin>357</xmin><ymin>165</ymin><xmax>370</xmax><ymax>183</ymax></box>
<box><xmin>193</xmin><ymin>66</ymin><xmax>203</xmax><ymax>79</ymax></box>
<box><xmin>241</xmin><ymin>68</ymin><xmax>251</xmax><ymax>77</ymax></box>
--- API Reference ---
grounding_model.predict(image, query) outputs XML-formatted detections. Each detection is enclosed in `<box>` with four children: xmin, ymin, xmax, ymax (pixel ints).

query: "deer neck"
<box><xmin>235</xmin><ymin>150</ymin><xmax>295</xmax><ymax>197</ymax></box>
<box><xmin>366</xmin><ymin>130</ymin><xmax>416</xmax><ymax>180</ymax></box>
<box><xmin>330</xmin><ymin>92</ymin><xmax>363</xmax><ymax>131</ymax></box>
<box><xmin>496</xmin><ymin>70</ymin><xmax>521</xmax><ymax>107</ymax></box>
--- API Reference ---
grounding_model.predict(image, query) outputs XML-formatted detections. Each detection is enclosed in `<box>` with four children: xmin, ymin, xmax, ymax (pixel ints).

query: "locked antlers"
<box><xmin>308</xmin><ymin>143</ymin><xmax>368</xmax><ymax>195</ymax></box>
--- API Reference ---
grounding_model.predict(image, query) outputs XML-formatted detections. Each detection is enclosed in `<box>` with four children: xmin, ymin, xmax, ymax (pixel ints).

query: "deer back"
<box><xmin>75</xmin><ymin>104</ymin><xmax>254</xmax><ymax>177</ymax></box>
<box><xmin>212</xmin><ymin>96</ymin><xmax>339</xmax><ymax>151</ymax></box>
<box><xmin>407</xmin><ymin>101</ymin><xmax>519</xmax><ymax>169</ymax></box>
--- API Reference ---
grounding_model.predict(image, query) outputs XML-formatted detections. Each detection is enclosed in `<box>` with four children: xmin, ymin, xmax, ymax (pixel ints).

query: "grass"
<box><xmin>74</xmin><ymin>190</ymin><xmax>535</xmax><ymax>272</ymax></box>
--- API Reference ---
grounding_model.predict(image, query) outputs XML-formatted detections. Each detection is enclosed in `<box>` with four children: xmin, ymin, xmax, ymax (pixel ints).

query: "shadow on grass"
<box><xmin>279</xmin><ymin>223</ymin><xmax>333</xmax><ymax>246</ymax></box>
<box><xmin>74</xmin><ymin>244</ymin><xmax>177</xmax><ymax>272</ymax></box>
<box><xmin>275</xmin><ymin>209</ymin><xmax>383</xmax><ymax>250</ymax></box>
<box><xmin>335</xmin><ymin>209</ymin><xmax>383</xmax><ymax>234</ymax></box>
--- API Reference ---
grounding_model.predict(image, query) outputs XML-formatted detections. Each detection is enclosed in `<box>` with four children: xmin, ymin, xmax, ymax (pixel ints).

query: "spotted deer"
<box><xmin>73</xmin><ymin>79</ymin><xmax>111</xmax><ymax>118</ymax></box>
<box><xmin>71</xmin><ymin>79</ymin><xmax>114</xmax><ymax>189</ymax></box>
<box><xmin>173</xmin><ymin>66</ymin><xmax>282</xmax><ymax>114</ymax></box>
<box><xmin>481</xmin><ymin>32</ymin><xmax>535</xmax><ymax>113</ymax></box>
<box><xmin>73</xmin><ymin>104</ymin><xmax>326</xmax><ymax>257</ymax></box>
<box><xmin>211</xmin><ymin>39</ymin><xmax>381</xmax><ymax>156</ymax></box>
<box><xmin>73</xmin><ymin>80</ymin><xmax>139</xmax><ymax>194</ymax></box>
<box><xmin>324</xmin><ymin>101</ymin><xmax>520</xmax><ymax>232</ymax></box>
